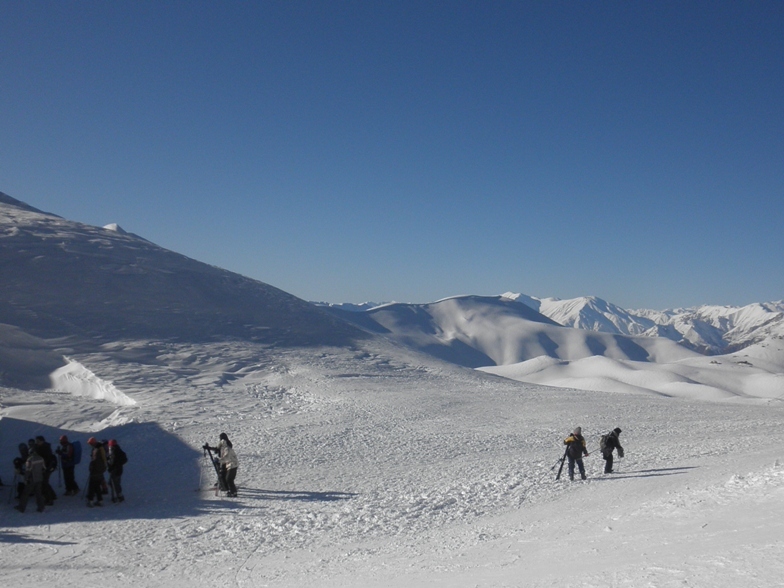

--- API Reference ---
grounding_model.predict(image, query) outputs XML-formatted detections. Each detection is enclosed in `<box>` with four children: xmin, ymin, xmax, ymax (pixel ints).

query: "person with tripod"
<box><xmin>204</xmin><ymin>433</ymin><xmax>239</xmax><ymax>497</ymax></box>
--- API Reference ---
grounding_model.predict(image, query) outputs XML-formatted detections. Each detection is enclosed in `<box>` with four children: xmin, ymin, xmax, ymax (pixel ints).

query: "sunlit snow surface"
<box><xmin>2</xmin><ymin>339</ymin><xmax>784</xmax><ymax>587</ymax></box>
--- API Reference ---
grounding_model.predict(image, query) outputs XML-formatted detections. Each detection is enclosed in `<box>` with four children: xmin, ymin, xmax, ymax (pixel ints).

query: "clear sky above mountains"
<box><xmin>1</xmin><ymin>2</ymin><xmax>782</xmax><ymax>309</ymax></box>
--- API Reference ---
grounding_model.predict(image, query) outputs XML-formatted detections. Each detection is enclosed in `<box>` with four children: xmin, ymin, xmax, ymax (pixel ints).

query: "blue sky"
<box><xmin>2</xmin><ymin>2</ymin><xmax>782</xmax><ymax>309</ymax></box>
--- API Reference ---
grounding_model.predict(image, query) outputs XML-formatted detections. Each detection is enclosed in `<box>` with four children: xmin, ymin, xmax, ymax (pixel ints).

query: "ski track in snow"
<box><xmin>1</xmin><ymin>340</ymin><xmax>784</xmax><ymax>587</ymax></box>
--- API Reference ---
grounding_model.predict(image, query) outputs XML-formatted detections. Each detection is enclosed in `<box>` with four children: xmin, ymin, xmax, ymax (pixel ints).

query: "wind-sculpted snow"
<box><xmin>50</xmin><ymin>358</ymin><xmax>137</xmax><ymax>406</ymax></box>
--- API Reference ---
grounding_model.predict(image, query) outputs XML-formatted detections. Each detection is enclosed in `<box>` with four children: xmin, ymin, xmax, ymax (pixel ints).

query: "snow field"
<box><xmin>2</xmin><ymin>340</ymin><xmax>784</xmax><ymax>587</ymax></box>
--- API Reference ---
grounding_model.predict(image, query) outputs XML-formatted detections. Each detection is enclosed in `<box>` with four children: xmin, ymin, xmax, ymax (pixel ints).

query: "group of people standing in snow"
<box><xmin>563</xmin><ymin>427</ymin><xmax>624</xmax><ymax>481</ymax></box>
<box><xmin>10</xmin><ymin>434</ymin><xmax>128</xmax><ymax>512</ymax></box>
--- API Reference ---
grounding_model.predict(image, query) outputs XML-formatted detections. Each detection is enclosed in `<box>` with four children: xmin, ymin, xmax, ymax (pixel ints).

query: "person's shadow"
<box><xmin>229</xmin><ymin>488</ymin><xmax>357</xmax><ymax>502</ymax></box>
<box><xmin>594</xmin><ymin>466</ymin><xmax>698</xmax><ymax>480</ymax></box>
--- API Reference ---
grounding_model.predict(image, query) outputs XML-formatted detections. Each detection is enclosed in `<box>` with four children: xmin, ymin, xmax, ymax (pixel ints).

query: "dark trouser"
<box><xmin>110</xmin><ymin>473</ymin><xmax>123</xmax><ymax>499</ymax></box>
<box><xmin>18</xmin><ymin>480</ymin><xmax>45</xmax><ymax>512</ymax></box>
<box><xmin>87</xmin><ymin>475</ymin><xmax>104</xmax><ymax>503</ymax></box>
<box><xmin>42</xmin><ymin>470</ymin><xmax>56</xmax><ymax>504</ymax></box>
<box><xmin>63</xmin><ymin>466</ymin><xmax>79</xmax><ymax>493</ymax></box>
<box><xmin>603</xmin><ymin>452</ymin><xmax>614</xmax><ymax>473</ymax></box>
<box><xmin>225</xmin><ymin>467</ymin><xmax>238</xmax><ymax>495</ymax></box>
<box><xmin>567</xmin><ymin>456</ymin><xmax>586</xmax><ymax>480</ymax></box>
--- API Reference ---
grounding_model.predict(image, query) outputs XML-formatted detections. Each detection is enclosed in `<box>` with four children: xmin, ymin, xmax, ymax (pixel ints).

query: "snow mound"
<box><xmin>480</xmin><ymin>350</ymin><xmax>784</xmax><ymax>402</ymax></box>
<box><xmin>103</xmin><ymin>223</ymin><xmax>128</xmax><ymax>234</ymax></box>
<box><xmin>49</xmin><ymin>358</ymin><xmax>137</xmax><ymax>406</ymax></box>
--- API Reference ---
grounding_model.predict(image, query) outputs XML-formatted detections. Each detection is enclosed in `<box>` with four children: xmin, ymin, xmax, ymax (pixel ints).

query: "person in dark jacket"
<box><xmin>35</xmin><ymin>436</ymin><xmax>57</xmax><ymax>505</ymax></box>
<box><xmin>56</xmin><ymin>435</ymin><xmax>80</xmax><ymax>495</ymax></box>
<box><xmin>86</xmin><ymin>437</ymin><xmax>107</xmax><ymax>507</ymax></box>
<box><xmin>601</xmin><ymin>428</ymin><xmax>625</xmax><ymax>474</ymax></box>
<box><xmin>106</xmin><ymin>439</ymin><xmax>127</xmax><ymax>503</ymax></box>
<box><xmin>564</xmin><ymin>426</ymin><xmax>589</xmax><ymax>481</ymax></box>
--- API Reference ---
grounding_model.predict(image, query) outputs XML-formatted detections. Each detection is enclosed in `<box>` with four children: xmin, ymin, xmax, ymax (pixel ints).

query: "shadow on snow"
<box><xmin>593</xmin><ymin>466</ymin><xmax>699</xmax><ymax>480</ymax></box>
<box><xmin>230</xmin><ymin>488</ymin><xmax>357</xmax><ymax>502</ymax></box>
<box><xmin>0</xmin><ymin>416</ymin><xmax>206</xmax><ymax>530</ymax></box>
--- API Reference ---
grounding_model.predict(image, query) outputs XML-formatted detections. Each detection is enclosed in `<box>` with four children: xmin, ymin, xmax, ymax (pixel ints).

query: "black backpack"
<box><xmin>116</xmin><ymin>447</ymin><xmax>128</xmax><ymax>466</ymax></box>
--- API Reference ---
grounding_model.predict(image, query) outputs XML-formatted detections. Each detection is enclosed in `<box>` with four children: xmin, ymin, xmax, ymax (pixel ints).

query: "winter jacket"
<box><xmin>602</xmin><ymin>431</ymin><xmax>624</xmax><ymax>458</ymax></box>
<box><xmin>218</xmin><ymin>439</ymin><xmax>239</xmax><ymax>470</ymax></box>
<box><xmin>36</xmin><ymin>441</ymin><xmax>58</xmax><ymax>473</ymax></box>
<box><xmin>564</xmin><ymin>434</ymin><xmax>588</xmax><ymax>460</ymax></box>
<box><xmin>25</xmin><ymin>452</ymin><xmax>46</xmax><ymax>484</ymax></box>
<box><xmin>107</xmin><ymin>446</ymin><xmax>127</xmax><ymax>475</ymax></box>
<box><xmin>89</xmin><ymin>445</ymin><xmax>107</xmax><ymax>477</ymax></box>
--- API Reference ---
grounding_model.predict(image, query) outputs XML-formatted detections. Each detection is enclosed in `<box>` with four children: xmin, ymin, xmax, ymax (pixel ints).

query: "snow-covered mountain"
<box><xmin>324</xmin><ymin>294</ymin><xmax>784</xmax><ymax>400</ymax></box>
<box><xmin>0</xmin><ymin>191</ymin><xmax>362</xmax><ymax>356</ymax></box>
<box><xmin>326</xmin><ymin>295</ymin><xmax>697</xmax><ymax>368</ymax></box>
<box><xmin>504</xmin><ymin>292</ymin><xmax>784</xmax><ymax>354</ymax></box>
<box><xmin>2</xmin><ymin>192</ymin><xmax>784</xmax><ymax>588</ymax></box>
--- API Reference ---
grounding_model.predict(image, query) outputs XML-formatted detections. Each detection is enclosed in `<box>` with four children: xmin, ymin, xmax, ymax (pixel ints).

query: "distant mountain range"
<box><xmin>503</xmin><ymin>293</ymin><xmax>784</xmax><ymax>355</ymax></box>
<box><xmin>316</xmin><ymin>293</ymin><xmax>784</xmax><ymax>357</ymax></box>
<box><xmin>320</xmin><ymin>295</ymin><xmax>699</xmax><ymax>369</ymax></box>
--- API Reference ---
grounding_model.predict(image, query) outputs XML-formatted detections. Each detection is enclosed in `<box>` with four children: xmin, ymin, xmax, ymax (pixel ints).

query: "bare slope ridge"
<box><xmin>0</xmin><ymin>192</ymin><xmax>363</xmax><ymax>349</ymax></box>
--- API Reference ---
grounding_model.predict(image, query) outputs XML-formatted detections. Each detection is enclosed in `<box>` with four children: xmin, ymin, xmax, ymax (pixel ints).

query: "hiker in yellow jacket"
<box><xmin>564</xmin><ymin>426</ymin><xmax>589</xmax><ymax>481</ymax></box>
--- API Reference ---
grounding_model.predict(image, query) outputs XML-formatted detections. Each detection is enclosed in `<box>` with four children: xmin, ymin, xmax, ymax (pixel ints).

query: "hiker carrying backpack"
<box><xmin>600</xmin><ymin>428</ymin><xmax>624</xmax><ymax>474</ymax></box>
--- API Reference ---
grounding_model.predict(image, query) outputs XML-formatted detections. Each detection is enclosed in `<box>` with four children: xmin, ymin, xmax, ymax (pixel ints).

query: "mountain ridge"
<box><xmin>0</xmin><ymin>192</ymin><xmax>364</xmax><ymax>357</ymax></box>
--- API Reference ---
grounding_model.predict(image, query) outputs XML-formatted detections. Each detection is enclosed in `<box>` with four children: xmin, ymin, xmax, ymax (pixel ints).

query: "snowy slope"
<box><xmin>2</xmin><ymin>340</ymin><xmax>784</xmax><ymax>588</ymax></box>
<box><xmin>2</xmin><ymin>192</ymin><xmax>784</xmax><ymax>586</ymax></box>
<box><xmin>0</xmin><ymin>192</ymin><xmax>363</xmax><ymax>365</ymax></box>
